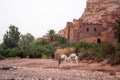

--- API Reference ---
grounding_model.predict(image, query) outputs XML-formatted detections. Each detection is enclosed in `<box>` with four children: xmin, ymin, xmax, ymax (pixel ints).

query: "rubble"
<box><xmin>0</xmin><ymin>59</ymin><xmax>120</xmax><ymax>80</ymax></box>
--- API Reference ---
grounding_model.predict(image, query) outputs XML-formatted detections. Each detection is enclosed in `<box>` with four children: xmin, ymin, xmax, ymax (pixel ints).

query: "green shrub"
<box><xmin>101</xmin><ymin>41</ymin><xmax>115</xmax><ymax>58</ymax></box>
<box><xmin>42</xmin><ymin>53</ymin><xmax>51</xmax><ymax>59</ymax></box>
<box><xmin>109</xmin><ymin>51</ymin><xmax>120</xmax><ymax>66</ymax></box>
<box><xmin>17</xmin><ymin>51</ymin><xmax>26</xmax><ymax>58</ymax></box>
<box><xmin>56</xmin><ymin>36</ymin><xmax>67</xmax><ymax>44</ymax></box>
<box><xmin>3</xmin><ymin>48</ymin><xmax>11</xmax><ymax>57</ymax></box>
<box><xmin>77</xmin><ymin>41</ymin><xmax>116</xmax><ymax>61</ymax></box>
<box><xmin>34</xmin><ymin>52</ymin><xmax>42</xmax><ymax>58</ymax></box>
<box><xmin>9</xmin><ymin>47</ymin><xmax>20</xmax><ymax>57</ymax></box>
<box><xmin>28</xmin><ymin>52</ymin><xmax>35</xmax><ymax>58</ymax></box>
<box><xmin>69</xmin><ymin>41</ymin><xmax>77</xmax><ymax>47</ymax></box>
<box><xmin>78</xmin><ymin>52</ymin><xmax>89</xmax><ymax>60</ymax></box>
<box><xmin>0</xmin><ymin>55</ymin><xmax>5</xmax><ymax>60</ymax></box>
<box><xmin>76</xmin><ymin>41</ymin><xmax>102</xmax><ymax>60</ymax></box>
<box><xmin>108</xmin><ymin>43</ymin><xmax>120</xmax><ymax>65</ymax></box>
<box><xmin>75</xmin><ymin>41</ymin><xmax>93</xmax><ymax>53</ymax></box>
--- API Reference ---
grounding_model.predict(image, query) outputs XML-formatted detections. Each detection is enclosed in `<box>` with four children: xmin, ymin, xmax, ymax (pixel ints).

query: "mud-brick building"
<box><xmin>58</xmin><ymin>19</ymin><xmax>104</xmax><ymax>41</ymax></box>
<box><xmin>58</xmin><ymin>8</ymin><xmax>120</xmax><ymax>42</ymax></box>
<box><xmin>57</xmin><ymin>0</ymin><xmax>120</xmax><ymax>42</ymax></box>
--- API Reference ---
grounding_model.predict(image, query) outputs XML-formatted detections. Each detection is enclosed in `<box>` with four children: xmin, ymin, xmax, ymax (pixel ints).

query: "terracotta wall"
<box><xmin>58</xmin><ymin>10</ymin><xmax>120</xmax><ymax>42</ymax></box>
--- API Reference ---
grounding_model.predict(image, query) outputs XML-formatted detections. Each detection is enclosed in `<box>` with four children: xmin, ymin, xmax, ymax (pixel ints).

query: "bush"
<box><xmin>108</xmin><ymin>43</ymin><xmax>120</xmax><ymax>65</ymax></box>
<box><xmin>34</xmin><ymin>52</ymin><xmax>42</xmax><ymax>58</ymax></box>
<box><xmin>109</xmin><ymin>51</ymin><xmax>120</xmax><ymax>66</ymax></box>
<box><xmin>78</xmin><ymin>52</ymin><xmax>89</xmax><ymax>60</ymax></box>
<box><xmin>78</xmin><ymin>48</ymin><xmax>102</xmax><ymax>61</ymax></box>
<box><xmin>76</xmin><ymin>41</ymin><xmax>102</xmax><ymax>60</ymax></box>
<box><xmin>17</xmin><ymin>51</ymin><xmax>26</xmax><ymax>58</ymax></box>
<box><xmin>101</xmin><ymin>41</ymin><xmax>115</xmax><ymax>58</ymax></box>
<box><xmin>77</xmin><ymin>41</ymin><xmax>117</xmax><ymax>61</ymax></box>
<box><xmin>42</xmin><ymin>53</ymin><xmax>51</xmax><ymax>59</ymax></box>
<box><xmin>0</xmin><ymin>55</ymin><xmax>5</xmax><ymax>60</ymax></box>
<box><xmin>9</xmin><ymin>47</ymin><xmax>20</xmax><ymax>57</ymax></box>
<box><xmin>75</xmin><ymin>41</ymin><xmax>93</xmax><ymax>53</ymax></box>
<box><xmin>2</xmin><ymin>48</ymin><xmax>11</xmax><ymax>57</ymax></box>
<box><xmin>28</xmin><ymin>52</ymin><xmax>35</xmax><ymax>58</ymax></box>
<box><xmin>56</xmin><ymin>36</ymin><xmax>67</xmax><ymax>44</ymax></box>
<box><xmin>69</xmin><ymin>41</ymin><xmax>77</xmax><ymax>47</ymax></box>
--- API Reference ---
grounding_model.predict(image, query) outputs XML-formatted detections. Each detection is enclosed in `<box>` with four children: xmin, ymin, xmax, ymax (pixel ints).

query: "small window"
<box><xmin>94</xmin><ymin>28</ymin><xmax>96</xmax><ymax>32</ymax></box>
<box><xmin>87</xmin><ymin>28</ymin><xmax>89</xmax><ymax>32</ymax></box>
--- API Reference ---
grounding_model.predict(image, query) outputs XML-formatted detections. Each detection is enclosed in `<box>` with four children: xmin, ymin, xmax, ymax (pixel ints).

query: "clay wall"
<box><xmin>58</xmin><ymin>21</ymin><xmax>103</xmax><ymax>41</ymax></box>
<box><xmin>78</xmin><ymin>23</ymin><xmax>103</xmax><ymax>39</ymax></box>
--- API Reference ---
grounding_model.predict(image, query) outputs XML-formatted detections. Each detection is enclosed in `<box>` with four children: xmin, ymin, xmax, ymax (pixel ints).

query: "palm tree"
<box><xmin>47</xmin><ymin>29</ymin><xmax>56</xmax><ymax>42</ymax></box>
<box><xmin>113</xmin><ymin>20</ymin><xmax>120</xmax><ymax>43</ymax></box>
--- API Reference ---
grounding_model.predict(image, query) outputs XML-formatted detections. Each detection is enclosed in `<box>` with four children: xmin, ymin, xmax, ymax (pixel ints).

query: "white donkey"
<box><xmin>60</xmin><ymin>54</ymin><xmax>72</xmax><ymax>63</ymax></box>
<box><xmin>69</xmin><ymin>53</ymin><xmax>78</xmax><ymax>64</ymax></box>
<box><xmin>60</xmin><ymin>54</ymin><xmax>68</xmax><ymax>63</ymax></box>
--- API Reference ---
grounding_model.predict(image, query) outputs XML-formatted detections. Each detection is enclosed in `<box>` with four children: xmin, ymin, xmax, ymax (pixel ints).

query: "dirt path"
<box><xmin>0</xmin><ymin>59</ymin><xmax>120</xmax><ymax>80</ymax></box>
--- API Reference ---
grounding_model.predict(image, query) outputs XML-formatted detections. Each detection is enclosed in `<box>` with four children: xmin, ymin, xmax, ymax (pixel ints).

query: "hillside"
<box><xmin>81</xmin><ymin>0</ymin><xmax>120</xmax><ymax>23</ymax></box>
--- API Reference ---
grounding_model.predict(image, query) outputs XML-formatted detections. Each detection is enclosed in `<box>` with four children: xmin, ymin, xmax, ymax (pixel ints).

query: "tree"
<box><xmin>18</xmin><ymin>33</ymin><xmax>34</xmax><ymax>57</ymax></box>
<box><xmin>47</xmin><ymin>29</ymin><xmax>56</xmax><ymax>42</ymax></box>
<box><xmin>33</xmin><ymin>38</ymin><xmax>48</xmax><ymax>46</ymax></box>
<box><xmin>113</xmin><ymin>20</ymin><xmax>120</xmax><ymax>43</ymax></box>
<box><xmin>3</xmin><ymin>25</ymin><xmax>21</xmax><ymax>48</ymax></box>
<box><xmin>54</xmin><ymin>35</ymin><xmax>67</xmax><ymax>44</ymax></box>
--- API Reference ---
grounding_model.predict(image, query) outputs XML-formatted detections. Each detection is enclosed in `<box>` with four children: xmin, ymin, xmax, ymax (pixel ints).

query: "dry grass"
<box><xmin>54</xmin><ymin>48</ymin><xmax>75</xmax><ymax>59</ymax></box>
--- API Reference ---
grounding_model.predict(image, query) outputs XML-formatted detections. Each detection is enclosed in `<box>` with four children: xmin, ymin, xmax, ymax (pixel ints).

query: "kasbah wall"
<box><xmin>58</xmin><ymin>0</ymin><xmax>120</xmax><ymax>43</ymax></box>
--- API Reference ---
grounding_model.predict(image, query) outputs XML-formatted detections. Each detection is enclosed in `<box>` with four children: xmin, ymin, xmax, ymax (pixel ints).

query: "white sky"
<box><xmin>0</xmin><ymin>0</ymin><xmax>86</xmax><ymax>43</ymax></box>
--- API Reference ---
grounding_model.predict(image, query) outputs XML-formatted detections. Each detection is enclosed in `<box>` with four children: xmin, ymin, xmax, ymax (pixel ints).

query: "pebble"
<box><xmin>0</xmin><ymin>59</ymin><xmax>119</xmax><ymax>80</ymax></box>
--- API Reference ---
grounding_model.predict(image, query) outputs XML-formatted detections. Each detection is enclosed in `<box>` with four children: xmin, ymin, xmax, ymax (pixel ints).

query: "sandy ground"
<box><xmin>0</xmin><ymin>59</ymin><xmax>120</xmax><ymax>80</ymax></box>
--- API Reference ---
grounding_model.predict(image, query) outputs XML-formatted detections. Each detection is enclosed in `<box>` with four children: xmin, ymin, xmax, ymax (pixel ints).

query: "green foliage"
<box><xmin>91</xmin><ymin>48</ymin><xmax>103</xmax><ymax>61</ymax></box>
<box><xmin>32</xmin><ymin>38</ymin><xmax>48</xmax><ymax>46</ymax></box>
<box><xmin>3</xmin><ymin>25</ymin><xmax>21</xmax><ymax>48</ymax></box>
<box><xmin>17</xmin><ymin>51</ymin><xmax>26</xmax><ymax>58</ymax></box>
<box><xmin>78</xmin><ymin>52</ymin><xmax>89</xmax><ymax>60</ymax></box>
<box><xmin>29</xmin><ymin>45</ymin><xmax>43</xmax><ymax>58</ymax></box>
<box><xmin>113</xmin><ymin>19</ymin><xmax>120</xmax><ymax>43</ymax></box>
<box><xmin>42</xmin><ymin>53</ymin><xmax>51</xmax><ymax>59</ymax></box>
<box><xmin>78</xmin><ymin>45</ymin><xmax>103</xmax><ymax>61</ymax></box>
<box><xmin>109</xmin><ymin>51</ymin><xmax>120</xmax><ymax>66</ymax></box>
<box><xmin>69</xmin><ymin>41</ymin><xmax>77</xmax><ymax>47</ymax></box>
<box><xmin>47</xmin><ymin>29</ymin><xmax>56</xmax><ymax>42</ymax></box>
<box><xmin>29</xmin><ymin>38</ymin><xmax>57</xmax><ymax>58</ymax></box>
<box><xmin>55</xmin><ymin>36</ymin><xmax>67</xmax><ymax>44</ymax></box>
<box><xmin>75</xmin><ymin>41</ymin><xmax>93</xmax><ymax>53</ymax></box>
<box><xmin>75</xmin><ymin>41</ymin><xmax>102</xmax><ymax>60</ymax></box>
<box><xmin>1</xmin><ymin>25</ymin><xmax>120</xmax><ymax>65</ymax></box>
<box><xmin>0</xmin><ymin>54</ymin><xmax>5</xmax><ymax>60</ymax></box>
<box><xmin>9</xmin><ymin>47</ymin><xmax>21</xmax><ymax>57</ymax></box>
<box><xmin>0</xmin><ymin>43</ymin><xmax>5</xmax><ymax>56</ymax></box>
<box><xmin>1</xmin><ymin>48</ymin><xmax>11</xmax><ymax>58</ymax></box>
<box><xmin>76</xmin><ymin>41</ymin><xmax>118</xmax><ymax>63</ymax></box>
<box><xmin>45</xmin><ymin>44</ymin><xmax>57</xmax><ymax>56</ymax></box>
<box><xmin>101</xmin><ymin>41</ymin><xmax>115</xmax><ymax>58</ymax></box>
<box><xmin>18</xmin><ymin>33</ymin><xmax>34</xmax><ymax>57</ymax></box>
<box><xmin>108</xmin><ymin>43</ymin><xmax>120</xmax><ymax>65</ymax></box>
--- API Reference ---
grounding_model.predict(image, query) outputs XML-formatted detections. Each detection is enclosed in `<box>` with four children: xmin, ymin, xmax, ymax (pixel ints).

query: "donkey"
<box><xmin>69</xmin><ymin>53</ymin><xmax>78</xmax><ymax>64</ymax></box>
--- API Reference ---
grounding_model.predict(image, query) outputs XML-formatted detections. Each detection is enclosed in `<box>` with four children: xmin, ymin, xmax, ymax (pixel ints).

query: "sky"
<box><xmin>0</xmin><ymin>0</ymin><xmax>86</xmax><ymax>43</ymax></box>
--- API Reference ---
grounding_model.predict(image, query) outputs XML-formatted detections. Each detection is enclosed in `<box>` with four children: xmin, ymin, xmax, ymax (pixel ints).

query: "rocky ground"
<box><xmin>0</xmin><ymin>59</ymin><xmax>120</xmax><ymax>80</ymax></box>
